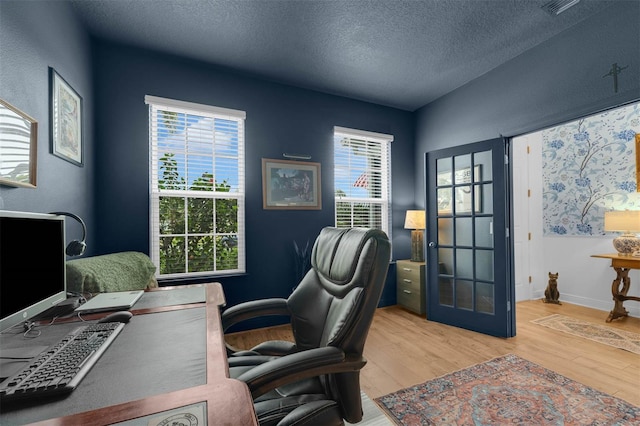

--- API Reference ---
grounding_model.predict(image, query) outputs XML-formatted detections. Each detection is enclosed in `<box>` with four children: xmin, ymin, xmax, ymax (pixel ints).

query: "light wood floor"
<box><xmin>226</xmin><ymin>300</ymin><xmax>640</xmax><ymax>406</ymax></box>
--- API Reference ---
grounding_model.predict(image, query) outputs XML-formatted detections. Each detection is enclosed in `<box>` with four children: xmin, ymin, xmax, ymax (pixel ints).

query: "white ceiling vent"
<box><xmin>541</xmin><ymin>0</ymin><xmax>581</xmax><ymax>15</ymax></box>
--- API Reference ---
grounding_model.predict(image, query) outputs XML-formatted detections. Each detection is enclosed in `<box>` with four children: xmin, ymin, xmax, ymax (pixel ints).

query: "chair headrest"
<box><xmin>311</xmin><ymin>227</ymin><xmax>389</xmax><ymax>284</ymax></box>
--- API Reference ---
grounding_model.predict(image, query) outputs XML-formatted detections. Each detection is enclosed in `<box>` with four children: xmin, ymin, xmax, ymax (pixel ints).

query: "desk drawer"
<box><xmin>398</xmin><ymin>266</ymin><xmax>421</xmax><ymax>284</ymax></box>
<box><xmin>397</xmin><ymin>280</ymin><xmax>423</xmax><ymax>314</ymax></box>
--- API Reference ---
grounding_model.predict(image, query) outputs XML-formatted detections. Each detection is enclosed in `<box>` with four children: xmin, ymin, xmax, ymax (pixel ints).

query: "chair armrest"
<box><xmin>228</xmin><ymin>355</ymin><xmax>276</xmax><ymax>367</ymax></box>
<box><xmin>222</xmin><ymin>298</ymin><xmax>290</xmax><ymax>332</ymax></box>
<box><xmin>236</xmin><ymin>346</ymin><xmax>366</xmax><ymax>399</ymax></box>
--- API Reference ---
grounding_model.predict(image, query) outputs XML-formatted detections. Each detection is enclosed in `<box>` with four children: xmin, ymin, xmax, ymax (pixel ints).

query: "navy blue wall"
<box><xmin>413</xmin><ymin>2</ymin><xmax>640</xmax><ymax>203</ymax></box>
<box><xmin>91</xmin><ymin>42</ymin><xmax>414</xmax><ymax>317</ymax></box>
<box><xmin>0</xmin><ymin>1</ymin><xmax>96</xmax><ymax>254</ymax></box>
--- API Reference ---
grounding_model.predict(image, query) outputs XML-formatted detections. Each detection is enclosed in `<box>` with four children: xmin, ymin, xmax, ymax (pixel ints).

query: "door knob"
<box><xmin>428</xmin><ymin>241</ymin><xmax>437</xmax><ymax>248</ymax></box>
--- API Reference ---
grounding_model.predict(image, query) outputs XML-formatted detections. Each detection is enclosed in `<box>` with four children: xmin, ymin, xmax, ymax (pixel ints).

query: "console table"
<box><xmin>0</xmin><ymin>283</ymin><xmax>258</xmax><ymax>426</ymax></box>
<box><xmin>591</xmin><ymin>254</ymin><xmax>640</xmax><ymax>323</ymax></box>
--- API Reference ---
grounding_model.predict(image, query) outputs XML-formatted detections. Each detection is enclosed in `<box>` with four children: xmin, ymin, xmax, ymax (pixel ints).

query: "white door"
<box><xmin>513</xmin><ymin>135</ymin><xmax>532</xmax><ymax>301</ymax></box>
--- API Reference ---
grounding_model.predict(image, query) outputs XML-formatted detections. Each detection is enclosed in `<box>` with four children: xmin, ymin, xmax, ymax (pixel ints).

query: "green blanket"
<box><xmin>66</xmin><ymin>251</ymin><xmax>157</xmax><ymax>294</ymax></box>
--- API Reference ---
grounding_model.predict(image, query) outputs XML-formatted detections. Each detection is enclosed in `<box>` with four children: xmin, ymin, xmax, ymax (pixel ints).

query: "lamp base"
<box><xmin>612</xmin><ymin>233</ymin><xmax>640</xmax><ymax>256</ymax></box>
<box><xmin>410</xmin><ymin>230</ymin><xmax>424</xmax><ymax>262</ymax></box>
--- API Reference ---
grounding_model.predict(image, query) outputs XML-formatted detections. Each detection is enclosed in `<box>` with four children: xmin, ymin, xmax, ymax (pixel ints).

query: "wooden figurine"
<box><xmin>543</xmin><ymin>272</ymin><xmax>561</xmax><ymax>304</ymax></box>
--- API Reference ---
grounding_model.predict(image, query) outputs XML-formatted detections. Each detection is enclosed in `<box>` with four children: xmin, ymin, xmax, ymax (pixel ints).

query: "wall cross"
<box><xmin>602</xmin><ymin>63</ymin><xmax>628</xmax><ymax>93</ymax></box>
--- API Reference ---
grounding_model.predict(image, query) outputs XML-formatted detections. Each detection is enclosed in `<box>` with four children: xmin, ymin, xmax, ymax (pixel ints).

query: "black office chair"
<box><xmin>222</xmin><ymin>227</ymin><xmax>391</xmax><ymax>426</ymax></box>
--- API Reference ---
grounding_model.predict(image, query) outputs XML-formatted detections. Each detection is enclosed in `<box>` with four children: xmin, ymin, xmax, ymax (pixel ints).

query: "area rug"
<box><xmin>375</xmin><ymin>354</ymin><xmax>640</xmax><ymax>425</ymax></box>
<box><xmin>531</xmin><ymin>314</ymin><xmax>640</xmax><ymax>354</ymax></box>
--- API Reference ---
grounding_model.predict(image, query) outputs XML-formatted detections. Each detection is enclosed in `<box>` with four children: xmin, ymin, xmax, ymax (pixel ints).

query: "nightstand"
<box><xmin>396</xmin><ymin>259</ymin><xmax>425</xmax><ymax>315</ymax></box>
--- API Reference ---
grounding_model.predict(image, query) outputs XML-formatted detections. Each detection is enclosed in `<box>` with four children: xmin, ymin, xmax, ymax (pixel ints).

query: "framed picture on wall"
<box><xmin>0</xmin><ymin>99</ymin><xmax>37</xmax><ymax>188</ymax></box>
<box><xmin>262</xmin><ymin>158</ymin><xmax>321</xmax><ymax>210</ymax></box>
<box><xmin>50</xmin><ymin>67</ymin><xmax>83</xmax><ymax>166</ymax></box>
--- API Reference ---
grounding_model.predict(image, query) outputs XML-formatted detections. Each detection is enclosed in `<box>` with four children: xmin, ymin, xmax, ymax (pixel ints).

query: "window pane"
<box><xmin>476</xmin><ymin>282</ymin><xmax>494</xmax><ymax>314</ymax></box>
<box><xmin>216</xmin><ymin>235</ymin><xmax>238</xmax><ymax>270</ymax></box>
<box><xmin>475</xmin><ymin>217</ymin><xmax>493</xmax><ymax>248</ymax></box>
<box><xmin>455</xmin><ymin>248</ymin><xmax>473</xmax><ymax>279</ymax></box>
<box><xmin>454</xmin><ymin>154</ymin><xmax>472</xmax><ymax>184</ymax></box>
<box><xmin>159</xmin><ymin>196</ymin><xmax>185</xmax><ymax>234</ymax></box>
<box><xmin>158</xmin><ymin>153</ymin><xmax>186</xmax><ymax>191</ymax></box>
<box><xmin>481</xmin><ymin>183</ymin><xmax>493</xmax><ymax>214</ymax></box>
<box><xmin>438</xmin><ymin>217</ymin><xmax>453</xmax><ymax>245</ymax></box>
<box><xmin>437</xmin><ymin>187</ymin><xmax>453</xmax><ymax>214</ymax></box>
<box><xmin>456</xmin><ymin>279</ymin><xmax>473</xmax><ymax>310</ymax></box>
<box><xmin>439</xmin><ymin>277</ymin><xmax>453</xmax><ymax>306</ymax></box>
<box><xmin>474</xmin><ymin>150</ymin><xmax>492</xmax><ymax>181</ymax></box>
<box><xmin>455</xmin><ymin>217</ymin><xmax>473</xmax><ymax>246</ymax></box>
<box><xmin>187</xmin><ymin>235</ymin><xmax>214</xmax><ymax>273</ymax></box>
<box><xmin>216</xmin><ymin>199</ymin><xmax>238</xmax><ymax>233</ymax></box>
<box><xmin>336</xmin><ymin>201</ymin><xmax>353</xmax><ymax>227</ymax></box>
<box><xmin>354</xmin><ymin>203</ymin><xmax>382</xmax><ymax>228</ymax></box>
<box><xmin>160</xmin><ymin>236</ymin><xmax>186</xmax><ymax>274</ymax></box>
<box><xmin>188</xmin><ymin>198</ymin><xmax>213</xmax><ymax>234</ymax></box>
<box><xmin>476</xmin><ymin>249</ymin><xmax>494</xmax><ymax>281</ymax></box>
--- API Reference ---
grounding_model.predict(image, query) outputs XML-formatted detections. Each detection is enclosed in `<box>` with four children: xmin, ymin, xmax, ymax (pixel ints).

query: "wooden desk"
<box><xmin>591</xmin><ymin>254</ymin><xmax>640</xmax><ymax>322</ymax></box>
<box><xmin>1</xmin><ymin>283</ymin><xmax>257</xmax><ymax>426</ymax></box>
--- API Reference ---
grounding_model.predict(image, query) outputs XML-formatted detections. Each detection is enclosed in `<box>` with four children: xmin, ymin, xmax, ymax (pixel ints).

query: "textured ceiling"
<box><xmin>70</xmin><ymin>0</ymin><xmax>616</xmax><ymax>111</ymax></box>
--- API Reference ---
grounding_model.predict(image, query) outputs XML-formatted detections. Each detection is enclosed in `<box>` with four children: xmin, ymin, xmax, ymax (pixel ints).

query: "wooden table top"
<box><xmin>591</xmin><ymin>253</ymin><xmax>640</xmax><ymax>268</ymax></box>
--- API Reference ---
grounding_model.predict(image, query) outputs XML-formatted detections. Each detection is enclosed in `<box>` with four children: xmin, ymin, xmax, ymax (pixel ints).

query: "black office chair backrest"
<box><xmin>286</xmin><ymin>227</ymin><xmax>391</xmax><ymax>419</ymax></box>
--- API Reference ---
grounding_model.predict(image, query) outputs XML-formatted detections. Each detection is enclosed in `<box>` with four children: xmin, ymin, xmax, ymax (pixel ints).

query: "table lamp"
<box><xmin>404</xmin><ymin>210</ymin><xmax>425</xmax><ymax>262</ymax></box>
<box><xmin>604</xmin><ymin>210</ymin><xmax>640</xmax><ymax>256</ymax></box>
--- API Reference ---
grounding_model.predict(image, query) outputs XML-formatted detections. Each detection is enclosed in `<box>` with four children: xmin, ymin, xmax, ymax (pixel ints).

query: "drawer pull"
<box><xmin>402</xmin><ymin>268</ymin><xmax>412</xmax><ymax>272</ymax></box>
<box><xmin>403</xmin><ymin>290</ymin><xmax>412</xmax><ymax>294</ymax></box>
<box><xmin>403</xmin><ymin>279</ymin><xmax>412</xmax><ymax>283</ymax></box>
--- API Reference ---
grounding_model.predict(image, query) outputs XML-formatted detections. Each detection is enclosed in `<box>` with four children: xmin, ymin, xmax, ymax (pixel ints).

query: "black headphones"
<box><xmin>49</xmin><ymin>212</ymin><xmax>87</xmax><ymax>256</ymax></box>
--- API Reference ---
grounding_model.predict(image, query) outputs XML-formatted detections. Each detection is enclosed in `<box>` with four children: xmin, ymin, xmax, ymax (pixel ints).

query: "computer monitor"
<box><xmin>0</xmin><ymin>210</ymin><xmax>67</xmax><ymax>332</ymax></box>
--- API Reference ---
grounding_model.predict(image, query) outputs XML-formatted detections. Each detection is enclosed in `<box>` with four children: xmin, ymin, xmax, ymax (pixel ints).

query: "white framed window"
<box><xmin>334</xmin><ymin>126</ymin><xmax>392</xmax><ymax>237</ymax></box>
<box><xmin>146</xmin><ymin>95</ymin><xmax>245</xmax><ymax>278</ymax></box>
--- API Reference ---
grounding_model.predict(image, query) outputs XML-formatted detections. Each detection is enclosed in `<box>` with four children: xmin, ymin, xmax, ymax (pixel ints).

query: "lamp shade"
<box><xmin>604</xmin><ymin>210</ymin><xmax>640</xmax><ymax>256</ymax></box>
<box><xmin>604</xmin><ymin>210</ymin><xmax>640</xmax><ymax>232</ymax></box>
<box><xmin>404</xmin><ymin>210</ymin><xmax>425</xmax><ymax>230</ymax></box>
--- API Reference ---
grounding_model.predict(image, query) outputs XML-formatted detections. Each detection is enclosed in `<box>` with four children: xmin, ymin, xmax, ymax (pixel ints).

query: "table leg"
<box><xmin>606</xmin><ymin>266</ymin><xmax>631</xmax><ymax>322</ymax></box>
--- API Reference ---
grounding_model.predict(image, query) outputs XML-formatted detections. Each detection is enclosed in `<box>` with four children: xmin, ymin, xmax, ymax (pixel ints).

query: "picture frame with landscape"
<box><xmin>262</xmin><ymin>158</ymin><xmax>321</xmax><ymax>210</ymax></box>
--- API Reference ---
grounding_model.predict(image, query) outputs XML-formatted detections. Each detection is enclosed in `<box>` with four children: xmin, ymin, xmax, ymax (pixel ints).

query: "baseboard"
<box><xmin>528</xmin><ymin>291</ymin><xmax>639</xmax><ymax>318</ymax></box>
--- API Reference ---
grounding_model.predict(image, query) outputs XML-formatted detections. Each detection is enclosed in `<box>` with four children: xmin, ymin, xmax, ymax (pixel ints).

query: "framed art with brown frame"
<box><xmin>50</xmin><ymin>67</ymin><xmax>83</xmax><ymax>166</ymax></box>
<box><xmin>262</xmin><ymin>158</ymin><xmax>321</xmax><ymax>210</ymax></box>
<box><xmin>0</xmin><ymin>99</ymin><xmax>37</xmax><ymax>188</ymax></box>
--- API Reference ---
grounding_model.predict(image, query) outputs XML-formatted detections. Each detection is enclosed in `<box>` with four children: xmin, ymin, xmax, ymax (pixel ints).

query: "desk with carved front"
<box><xmin>591</xmin><ymin>254</ymin><xmax>640</xmax><ymax>322</ymax></box>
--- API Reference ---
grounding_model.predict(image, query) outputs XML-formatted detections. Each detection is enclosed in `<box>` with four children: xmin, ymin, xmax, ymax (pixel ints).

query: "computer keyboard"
<box><xmin>0</xmin><ymin>322</ymin><xmax>124</xmax><ymax>403</ymax></box>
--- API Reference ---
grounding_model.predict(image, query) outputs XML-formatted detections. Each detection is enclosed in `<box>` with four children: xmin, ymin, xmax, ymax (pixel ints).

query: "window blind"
<box><xmin>146</xmin><ymin>96</ymin><xmax>245</xmax><ymax>278</ymax></box>
<box><xmin>334</xmin><ymin>126</ymin><xmax>392</xmax><ymax>237</ymax></box>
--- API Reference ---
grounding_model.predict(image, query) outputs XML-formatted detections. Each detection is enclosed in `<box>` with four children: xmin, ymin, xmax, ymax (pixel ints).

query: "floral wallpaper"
<box><xmin>542</xmin><ymin>102</ymin><xmax>639</xmax><ymax>236</ymax></box>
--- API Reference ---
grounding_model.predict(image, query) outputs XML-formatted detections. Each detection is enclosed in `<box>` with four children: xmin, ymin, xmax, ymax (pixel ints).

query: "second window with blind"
<box><xmin>333</xmin><ymin>126</ymin><xmax>393</xmax><ymax>237</ymax></box>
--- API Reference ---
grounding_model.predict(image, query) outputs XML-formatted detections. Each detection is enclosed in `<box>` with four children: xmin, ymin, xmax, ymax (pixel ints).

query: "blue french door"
<box><xmin>425</xmin><ymin>138</ymin><xmax>515</xmax><ymax>338</ymax></box>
